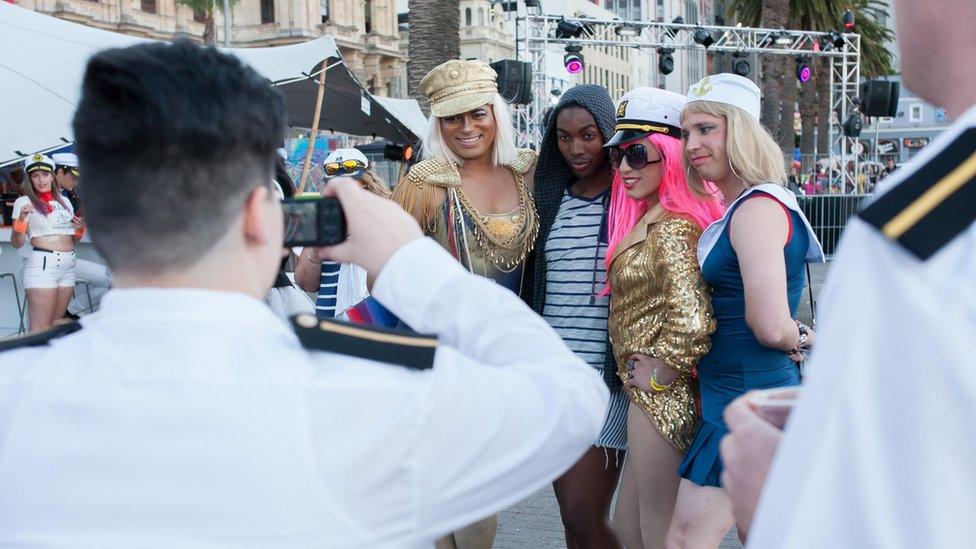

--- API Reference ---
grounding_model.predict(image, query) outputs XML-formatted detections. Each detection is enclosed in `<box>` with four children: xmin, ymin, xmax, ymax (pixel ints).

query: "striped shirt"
<box><xmin>542</xmin><ymin>189</ymin><xmax>627</xmax><ymax>450</ymax></box>
<box><xmin>542</xmin><ymin>190</ymin><xmax>610</xmax><ymax>366</ymax></box>
<box><xmin>315</xmin><ymin>261</ymin><xmax>342</xmax><ymax>318</ymax></box>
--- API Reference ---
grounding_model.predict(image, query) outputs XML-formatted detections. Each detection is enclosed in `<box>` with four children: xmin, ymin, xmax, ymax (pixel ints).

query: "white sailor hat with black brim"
<box><xmin>323</xmin><ymin>148</ymin><xmax>369</xmax><ymax>179</ymax></box>
<box><xmin>52</xmin><ymin>152</ymin><xmax>80</xmax><ymax>175</ymax></box>
<box><xmin>605</xmin><ymin>87</ymin><xmax>686</xmax><ymax>148</ymax></box>
<box><xmin>24</xmin><ymin>153</ymin><xmax>56</xmax><ymax>174</ymax></box>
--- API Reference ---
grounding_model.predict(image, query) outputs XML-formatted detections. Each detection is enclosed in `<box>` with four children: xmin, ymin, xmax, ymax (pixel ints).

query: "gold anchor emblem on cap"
<box><xmin>32</xmin><ymin>153</ymin><xmax>43</xmax><ymax>162</ymax></box>
<box><xmin>616</xmin><ymin>100</ymin><xmax>628</xmax><ymax>118</ymax></box>
<box><xmin>692</xmin><ymin>77</ymin><xmax>713</xmax><ymax>97</ymax></box>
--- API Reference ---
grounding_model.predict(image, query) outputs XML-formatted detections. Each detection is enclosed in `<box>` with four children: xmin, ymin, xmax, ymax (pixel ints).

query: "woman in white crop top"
<box><xmin>10</xmin><ymin>154</ymin><xmax>86</xmax><ymax>332</ymax></box>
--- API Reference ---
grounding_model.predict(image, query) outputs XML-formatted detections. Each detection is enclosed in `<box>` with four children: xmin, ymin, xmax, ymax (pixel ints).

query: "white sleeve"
<box><xmin>748</xmin><ymin>220</ymin><xmax>976</xmax><ymax>548</ymax></box>
<box><xmin>371</xmin><ymin>237</ymin><xmax>610</xmax><ymax>539</ymax></box>
<box><xmin>11</xmin><ymin>196</ymin><xmax>28</xmax><ymax>221</ymax></box>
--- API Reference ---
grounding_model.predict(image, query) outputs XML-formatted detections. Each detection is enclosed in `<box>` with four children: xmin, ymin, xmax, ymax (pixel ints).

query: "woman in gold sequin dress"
<box><xmin>602</xmin><ymin>88</ymin><xmax>724</xmax><ymax>549</ymax></box>
<box><xmin>390</xmin><ymin>59</ymin><xmax>539</xmax><ymax>549</ymax></box>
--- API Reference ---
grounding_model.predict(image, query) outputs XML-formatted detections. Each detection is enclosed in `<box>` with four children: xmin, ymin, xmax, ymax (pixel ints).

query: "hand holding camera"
<box><xmin>302</xmin><ymin>176</ymin><xmax>422</xmax><ymax>276</ymax></box>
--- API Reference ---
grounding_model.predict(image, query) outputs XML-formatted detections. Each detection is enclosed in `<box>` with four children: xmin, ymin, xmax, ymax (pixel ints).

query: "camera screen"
<box><xmin>283</xmin><ymin>201</ymin><xmax>318</xmax><ymax>243</ymax></box>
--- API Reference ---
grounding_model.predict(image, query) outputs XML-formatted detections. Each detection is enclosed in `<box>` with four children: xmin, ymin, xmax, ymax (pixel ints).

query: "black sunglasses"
<box><xmin>608</xmin><ymin>144</ymin><xmax>663</xmax><ymax>170</ymax></box>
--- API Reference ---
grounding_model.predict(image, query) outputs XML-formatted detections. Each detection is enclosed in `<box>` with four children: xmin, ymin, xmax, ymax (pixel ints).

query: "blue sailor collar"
<box><xmin>697</xmin><ymin>183</ymin><xmax>826</xmax><ymax>268</ymax></box>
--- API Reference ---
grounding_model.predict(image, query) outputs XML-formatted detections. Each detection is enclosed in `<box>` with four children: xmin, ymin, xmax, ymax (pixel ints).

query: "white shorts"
<box><xmin>24</xmin><ymin>249</ymin><xmax>76</xmax><ymax>289</ymax></box>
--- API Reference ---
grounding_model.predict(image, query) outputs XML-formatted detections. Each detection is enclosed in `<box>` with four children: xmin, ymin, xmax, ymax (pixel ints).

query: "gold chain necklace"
<box><xmin>455</xmin><ymin>172</ymin><xmax>539</xmax><ymax>273</ymax></box>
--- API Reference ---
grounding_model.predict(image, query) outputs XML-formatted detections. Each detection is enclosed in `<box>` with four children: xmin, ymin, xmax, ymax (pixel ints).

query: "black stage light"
<box><xmin>796</xmin><ymin>56</ymin><xmax>812</xmax><ymax>83</ymax></box>
<box><xmin>842</xmin><ymin>9</ymin><xmax>855</xmax><ymax>31</ymax></box>
<box><xmin>384</xmin><ymin>143</ymin><xmax>414</xmax><ymax>162</ymax></box>
<box><xmin>556</xmin><ymin>19</ymin><xmax>584</xmax><ymax>39</ymax></box>
<box><xmin>843</xmin><ymin>112</ymin><xmax>863</xmax><ymax>137</ymax></box>
<box><xmin>564</xmin><ymin>44</ymin><xmax>585</xmax><ymax>74</ymax></box>
<box><xmin>658</xmin><ymin>47</ymin><xmax>674</xmax><ymax>75</ymax></box>
<box><xmin>665</xmin><ymin>16</ymin><xmax>684</xmax><ymax>39</ymax></box>
<box><xmin>693</xmin><ymin>28</ymin><xmax>714</xmax><ymax>48</ymax></box>
<box><xmin>732</xmin><ymin>54</ymin><xmax>750</xmax><ymax>77</ymax></box>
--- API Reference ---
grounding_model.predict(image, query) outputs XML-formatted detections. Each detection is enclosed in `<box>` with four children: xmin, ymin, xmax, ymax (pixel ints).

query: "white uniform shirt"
<box><xmin>748</xmin><ymin>104</ymin><xmax>976</xmax><ymax>548</ymax></box>
<box><xmin>0</xmin><ymin>238</ymin><xmax>610</xmax><ymax>548</ymax></box>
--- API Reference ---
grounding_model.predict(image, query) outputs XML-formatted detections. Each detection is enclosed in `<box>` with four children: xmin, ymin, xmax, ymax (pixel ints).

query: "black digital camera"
<box><xmin>282</xmin><ymin>194</ymin><xmax>347</xmax><ymax>247</ymax></box>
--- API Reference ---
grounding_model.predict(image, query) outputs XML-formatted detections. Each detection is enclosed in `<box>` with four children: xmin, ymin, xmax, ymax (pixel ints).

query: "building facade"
<box><xmin>13</xmin><ymin>0</ymin><xmax>405</xmax><ymax>96</ymax></box>
<box><xmin>459</xmin><ymin>0</ymin><xmax>516</xmax><ymax>63</ymax></box>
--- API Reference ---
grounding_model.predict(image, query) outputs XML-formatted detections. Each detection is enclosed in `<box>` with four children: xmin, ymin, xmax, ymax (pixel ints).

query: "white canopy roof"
<box><xmin>0</xmin><ymin>2</ymin><xmax>421</xmax><ymax>166</ymax></box>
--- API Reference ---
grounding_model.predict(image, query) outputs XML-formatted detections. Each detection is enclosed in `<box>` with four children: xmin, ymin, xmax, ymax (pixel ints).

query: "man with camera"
<box><xmin>0</xmin><ymin>41</ymin><xmax>609</xmax><ymax>547</ymax></box>
<box><xmin>720</xmin><ymin>0</ymin><xmax>976</xmax><ymax>546</ymax></box>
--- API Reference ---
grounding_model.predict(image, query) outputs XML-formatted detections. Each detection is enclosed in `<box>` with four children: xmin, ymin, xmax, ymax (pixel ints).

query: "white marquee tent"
<box><xmin>0</xmin><ymin>2</ymin><xmax>424</xmax><ymax>167</ymax></box>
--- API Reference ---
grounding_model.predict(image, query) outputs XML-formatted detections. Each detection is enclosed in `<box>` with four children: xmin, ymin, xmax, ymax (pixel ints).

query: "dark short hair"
<box><xmin>72</xmin><ymin>39</ymin><xmax>286</xmax><ymax>273</ymax></box>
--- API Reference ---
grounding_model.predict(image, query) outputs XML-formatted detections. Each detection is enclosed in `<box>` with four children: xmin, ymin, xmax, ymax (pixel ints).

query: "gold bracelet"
<box><xmin>650</xmin><ymin>368</ymin><xmax>673</xmax><ymax>393</ymax></box>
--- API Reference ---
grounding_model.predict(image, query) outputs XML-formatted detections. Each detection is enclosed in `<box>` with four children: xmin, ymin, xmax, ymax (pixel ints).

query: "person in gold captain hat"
<box><xmin>390</xmin><ymin>59</ymin><xmax>537</xmax><ymax>549</ymax></box>
<box><xmin>392</xmin><ymin>60</ymin><xmax>538</xmax><ymax>300</ymax></box>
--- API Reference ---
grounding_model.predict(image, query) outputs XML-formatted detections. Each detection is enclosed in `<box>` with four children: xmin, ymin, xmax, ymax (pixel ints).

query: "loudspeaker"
<box><xmin>490</xmin><ymin>60</ymin><xmax>532</xmax><ymax>105</ymax></box>
<box><xmin>859</xmin><ymin>79</ymin><xmax>900</xmax><ymax>118</ymax></box>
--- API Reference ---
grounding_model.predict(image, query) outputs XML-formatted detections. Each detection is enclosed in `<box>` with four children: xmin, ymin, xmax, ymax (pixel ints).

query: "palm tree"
<box><xmin>407</xmin><ymin>0</ymin><xmax>461</xmax><ymax>115</ymax></box>
<box><xmin>175</xmin><ymin>0</ymin><xmax>239</xmax><ymax>44</ymax></box>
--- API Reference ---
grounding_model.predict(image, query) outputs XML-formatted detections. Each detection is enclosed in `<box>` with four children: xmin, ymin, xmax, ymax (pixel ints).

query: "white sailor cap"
<box><xmin>323</xmin><ymin>148</ymin><xmax>369</xmax><ymax>179</ymax></box>
<box><xmin>52</xmin><ymin>153</ymin><xmax>80</xmax><ymax>174</ymax></box>
<box><xmin>685</xmin><ymin>73</ymin><xmax>761</xmax><ymax>121</ymax></box>
<box><xmin>24</xmin><ymin>153</ymin><xmax>56</xmax><ymax>174</ymax></box>
<box><xmin>605</xmin><ymin>87</ymin><xmax>686</xmax><ymax>147</ymax></box>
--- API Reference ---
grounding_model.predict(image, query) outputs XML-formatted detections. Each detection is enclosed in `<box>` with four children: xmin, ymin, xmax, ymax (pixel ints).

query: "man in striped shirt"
<box><xmin>524</xmin><ymin>84</ymin><xmax>627</xmax><ymax>549</ymax></box>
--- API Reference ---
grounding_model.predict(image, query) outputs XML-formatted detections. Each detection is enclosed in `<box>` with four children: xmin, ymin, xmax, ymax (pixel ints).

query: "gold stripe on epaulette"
<box><xmin>883</xmin><ymin>151</ymin><xmax>976</xmax><ymax>238</ymax></box>
<box><xmin>319</xmin><ymin>321</ymin><xmax>438</xmax><ymax>348</ymax></box>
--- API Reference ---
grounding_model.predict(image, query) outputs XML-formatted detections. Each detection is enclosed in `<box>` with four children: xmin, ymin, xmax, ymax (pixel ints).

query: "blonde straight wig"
<box><xmin>681</xmin><ymin>100</ymin><xmax>787</xmax><ymax>196</ymax></box>
<box><xmin>422</xmin><ymin>93</ymin><xmax>517</xmax><ymax>167</ymax></box>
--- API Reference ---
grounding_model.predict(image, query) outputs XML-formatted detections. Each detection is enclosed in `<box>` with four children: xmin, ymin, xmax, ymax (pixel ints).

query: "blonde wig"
<box><xmin>359</xmin><ymin>170</ymin><xmax>391</xmax><ymax>199</ymax></box>
<box><xmin>681</xmin><ymin>100</ymin><xmax>787</xmax><ymax>196</ymax></box>
<box><xmin>422</xmin><ymin>93</ymin><xmax>518</xmax><ymax>167</ymax></box>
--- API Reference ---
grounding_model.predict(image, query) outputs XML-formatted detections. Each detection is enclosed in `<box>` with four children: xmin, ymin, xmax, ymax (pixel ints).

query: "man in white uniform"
<box><xmin>719</xmin><ymin>0</ymin><xmax>976</xmax><ymax>546</ymax></box>
<box><xmin>0</xmin><ymin>41</ymin><xmax>609</xmax><ymax>547</ymax></box>
<box><xmin>52</xmin><ymin>152</ymin><xmax>113</xmax><ymax>317</ymax></box>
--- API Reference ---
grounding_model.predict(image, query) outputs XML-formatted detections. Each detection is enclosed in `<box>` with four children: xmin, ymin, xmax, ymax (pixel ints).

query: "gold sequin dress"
<box><xmin>607</xmin><ymin>212</ymin><xmax>715</xmax><ymax>452</ymax></box>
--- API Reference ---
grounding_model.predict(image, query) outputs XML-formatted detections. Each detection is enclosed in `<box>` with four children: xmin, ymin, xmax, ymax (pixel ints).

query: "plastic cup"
<box><xmin>748</xmin><ymin>387</ymin><xmax>801</xmax><ymax>430</ymax></box>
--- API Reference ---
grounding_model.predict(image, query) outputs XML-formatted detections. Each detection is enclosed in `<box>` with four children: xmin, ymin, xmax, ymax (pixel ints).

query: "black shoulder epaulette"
<box><xmin>0</xmin><ymin>321</ymin><xmax>82</xmax><ymax>353</ymax></box>
<box><xmin>291</xmin><ymin>314</ymin><xmax>437</xmax><ymax>370</ymax></box>
<box><xmin>860</xmin><ymin>128</ymin><xmax>976</xmax><ymax>260</ymax></box>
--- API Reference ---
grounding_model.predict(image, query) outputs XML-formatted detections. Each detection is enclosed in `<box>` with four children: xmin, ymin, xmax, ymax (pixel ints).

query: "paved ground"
<box><xmin>496</xmin><ymin>484</ymin><xmax>742</xmax><ymax>549</ymax></box>
<box><xmin>494</xmin><ymin>263</ymin><xmax>831</xmax><ymax>548</ymax></box>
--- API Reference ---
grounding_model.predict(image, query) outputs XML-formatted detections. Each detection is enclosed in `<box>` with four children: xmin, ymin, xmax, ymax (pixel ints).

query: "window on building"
<box><xmin>193</xmin><ymin>8</ymin><xmax>206</xmax><ymax>22</ymax></box>
<box><xmin>321</xmin><ymin>0</ymin><xmax>329</xmax><ymax>23</ymax></box>
<box><xmin>686</xmin><ymin>0</ymin><xmax>698</xmax><ymax>23</ymax></box>
<box><xmin>478</xmin><ymin>7</ymin><xmax>484</xmax><ymax>26</ymax></box>
<box><xmin>910</xmin><ymin>104</ymin><xmax>923</xmax><ymax>123</ymax></box>
<box><xmin>261</xmin><ymin>0</ymin><xmax>274</xmax><ymax>23</ymax></box>
<box><xmin>465</xmin><ymin>7</ymin><xmax>472</xmax><ymax>26</ymax></box>
<box><xmin>364</xmin><ymin>0</ymin><xmax>373</xmax><ymax>33</ymax></box>
<box><xmin>142</xmin><ymin>0</ymin><xmax>156</xmax><ymax>13</ymax></box>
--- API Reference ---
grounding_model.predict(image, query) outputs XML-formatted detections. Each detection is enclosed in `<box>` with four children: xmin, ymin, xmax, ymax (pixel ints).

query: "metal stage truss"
<box><xmin>513</xmin><ymin>14</ymin><xmax>861</xmax><ymax>191</ymax></box>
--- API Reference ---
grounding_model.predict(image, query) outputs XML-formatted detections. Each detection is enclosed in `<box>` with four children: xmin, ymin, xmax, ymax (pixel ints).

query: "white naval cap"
<box><xmin>24</xmin><ymin>153</ymin><xmax>55</xmax><ymax>174</ymax></box>
<box><xmin>685</xmin><ymin>73</ymin><xmax>761</xmax><ymax>121</ymax></box>
<box><xmin>52</xmin><ymin>152</ymin><xmax>79</xmax><ymax>168</ymax></box>
<box><xmin>605</xmin><ymin>87</ymin><xmax>686</xmax><ymax>147</ymax></box>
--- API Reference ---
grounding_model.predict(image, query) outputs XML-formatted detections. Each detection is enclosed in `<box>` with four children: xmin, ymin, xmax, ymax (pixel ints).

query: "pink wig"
<box><xmin>602</xmin><ymin>133</ymin><xmax>724</xmax><ymax>294</ymax></box>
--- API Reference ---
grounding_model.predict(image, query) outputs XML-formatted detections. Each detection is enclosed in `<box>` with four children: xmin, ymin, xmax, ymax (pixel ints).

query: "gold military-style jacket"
<box><xmin>607</xmin><ymin>211</ymin><xmax>715</xmax><ymax>453</ymax></box>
